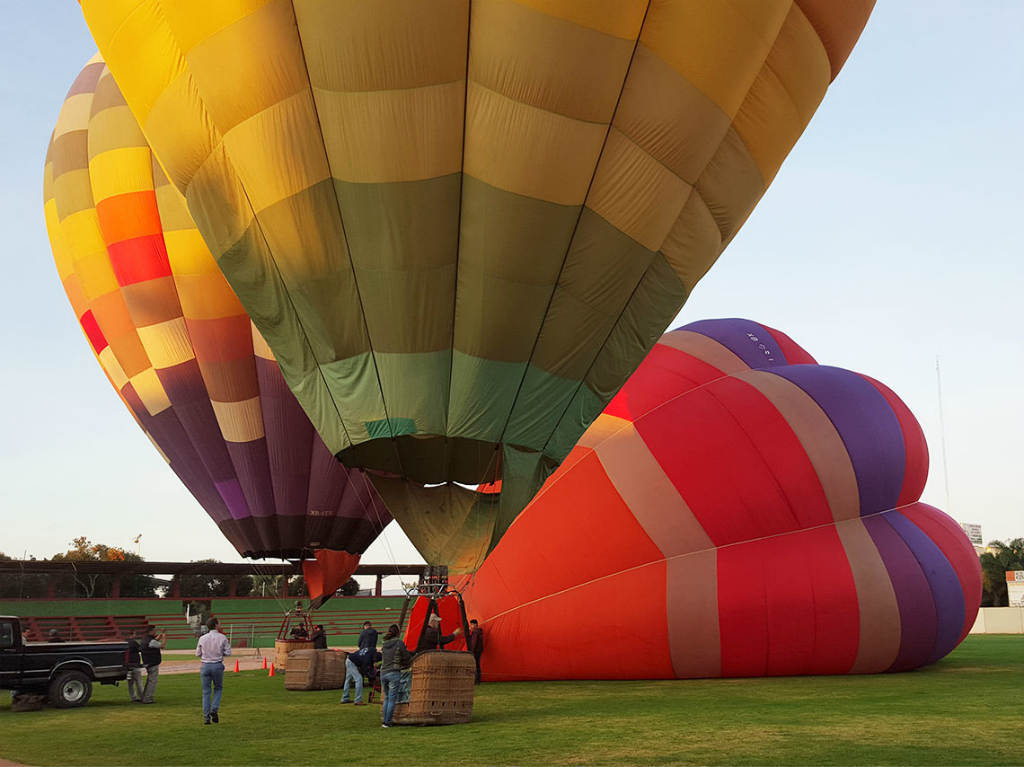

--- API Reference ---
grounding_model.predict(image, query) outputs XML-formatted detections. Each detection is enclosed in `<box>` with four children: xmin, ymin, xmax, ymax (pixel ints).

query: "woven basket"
<box><xmin>318</xmin><ymin>649</ymin><xmax>347</xmax><ymax>688</ymax></box>
<box><xmin>284</xmin><ymin>649</ymin><xmax>348</xmax><ymax>690</ymax></box>
<box><xmin>284</xmin><ymin>649</ymin><xmax>319</xmax><ymax>690</ymax></box>
<box><xmin>391</xmin><ymin>650</ymin><xmax>475</xmax><ymax>726</ymax></box>
<box><xmin>275</xmin><ymin>639</ymin><xmax>314</xmax><ymax>670</ymax></box>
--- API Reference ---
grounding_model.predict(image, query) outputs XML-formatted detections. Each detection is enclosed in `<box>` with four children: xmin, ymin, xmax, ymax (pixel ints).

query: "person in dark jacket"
<box><xmin>340</xmin><ymin>645</ymin><xmax>381</xmax><ymax>705</ymax></box>
<box><xmin>140</xmin><ymin>626</ymin><xmax>166</xmax><ymax>703</ymax></box>
<box><xmin>379</xmin><ymin>624</ymin><xmax>412</xmax><ymax>728</ymax></box>
<box><xmin>47</xmin><ymin>628</ymin><xmax>63</xmax><ymax>642</ymax></box>
<box><xmin>357</xmin><ymin>621</ymin><xmax>378</xmax><ymax>652</ymax></box>
<box><xmin>125</xmin><ymin>629</ymin><xmax>144</xmax><ymax>702</ymax></box>
<box><xmin>414</xmin><ymin>613</ymin><xmax>461</xmax><ymax>654</ymax></box>
<box><xmin>311</xmin><ymin>624</ymin><xmax>328</xmax><ymax>649</ymax></box>
<box><xmin>466</xmin><ymin>619</ymin><xmax>484</xmax><ymax>683</ymax></box>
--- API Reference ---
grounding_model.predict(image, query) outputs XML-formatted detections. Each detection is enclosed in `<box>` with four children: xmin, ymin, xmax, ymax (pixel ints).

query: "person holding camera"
<box><xmin>140</xmin><ymin>625</ymin><xmax>166</xmax><ymax>703</ymax></box>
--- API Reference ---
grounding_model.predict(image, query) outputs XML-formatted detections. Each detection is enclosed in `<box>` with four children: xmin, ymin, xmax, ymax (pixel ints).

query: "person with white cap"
<box><xmin>413</xmin><ymin>612</ymin><xmax>461</xmax><ymax>654</ymax></box>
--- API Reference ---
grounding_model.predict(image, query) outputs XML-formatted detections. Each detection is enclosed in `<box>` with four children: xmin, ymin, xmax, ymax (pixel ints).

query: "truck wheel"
<box><xmin>48</xmin><ymin>670</ymin><xmax>93</xmax><ymax>708</ymax></box>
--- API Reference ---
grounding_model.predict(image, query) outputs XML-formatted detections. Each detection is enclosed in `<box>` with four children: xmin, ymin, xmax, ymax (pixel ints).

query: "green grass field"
<box><xmin>1</xmin><ymin>636</ymin><xmax>1020</xmax><ymax>766</ymax></box>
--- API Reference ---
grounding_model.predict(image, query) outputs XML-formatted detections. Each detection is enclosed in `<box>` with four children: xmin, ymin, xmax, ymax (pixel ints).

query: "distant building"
<box><xmin>960</xmin><ymin>522</ymin><xmax>986</xmax><ymax>555</ymax></box>
<box><xmin>1007</xmin><ymin>571</ymin><xmax>1024</xmax><ymax>608</ymax></box>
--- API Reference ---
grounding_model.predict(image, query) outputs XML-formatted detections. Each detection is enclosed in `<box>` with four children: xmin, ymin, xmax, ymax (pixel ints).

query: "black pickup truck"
<box><xmin>1</xmin><ymin>616</ymin><xmax>129</xmax><ymax>707</ymax></box>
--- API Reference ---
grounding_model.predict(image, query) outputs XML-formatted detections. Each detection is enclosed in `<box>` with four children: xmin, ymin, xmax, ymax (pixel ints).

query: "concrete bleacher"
<box><xmin>5</xmin><ymin>596</ymin><xmax>410</xmax><ymax>649</ymax></box>
<box><xmin>151</xmin><ymin>603</ymin><xmax>409</xmax><ymax>649</ymax></box>
<box><xmin>22</xmin><ymin>615</ymin><xmax>152</xmax><ymax>643</ymax></box>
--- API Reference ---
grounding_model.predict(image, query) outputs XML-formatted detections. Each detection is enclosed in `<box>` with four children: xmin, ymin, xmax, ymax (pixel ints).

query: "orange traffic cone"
<box><xmin>269</xmin><ymin>662</ymin><xmax>275</xmax><ymax>678</ymax></box>
<box><xmin>234</xmin><ymin>659</ymin><xmax>240</xmax><ymax>673</ymax></box>
<box><xmin>262</xmin><ymin>657</ymin><xmax>267</xmax><ymax>670</ymax></box>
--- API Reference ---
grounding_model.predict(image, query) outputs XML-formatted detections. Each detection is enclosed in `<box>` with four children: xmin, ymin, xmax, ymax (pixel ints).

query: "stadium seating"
<box><xmin>22</xmin><ymin>615</ymin><xmax>151</xmax><ymax>643</ymax></box>
<box><xmin>147</xmin><ymin>604</ymin><xmax>408</xmax><ymax>646</ymax></box>
<box><xmin>19</xmin><ymin>602</ymin><xmax>409</xmax><ymax>647</ymax></box>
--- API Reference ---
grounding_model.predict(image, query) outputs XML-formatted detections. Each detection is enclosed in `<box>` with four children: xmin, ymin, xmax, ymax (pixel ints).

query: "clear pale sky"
<box><xmin>1</xmin><ymin>3</ymin><xmax>1021</xmax><ymax>591</ymax></box>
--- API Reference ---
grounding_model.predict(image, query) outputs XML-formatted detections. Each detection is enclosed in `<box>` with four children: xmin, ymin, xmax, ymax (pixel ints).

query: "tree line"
<box><xmin>13</xmin><ymin>534</ymin><xmax>1016</xmax><ymax>605</ymax></box>
<box><xmin>0</xmin><ymin>538</ymin><xmax>359</xmax><ymax>600</ymax></box>
<box><xmin>980</xmin><ymin>538</ymin><xmax>1024</xmax><ymax>606</ymax></box>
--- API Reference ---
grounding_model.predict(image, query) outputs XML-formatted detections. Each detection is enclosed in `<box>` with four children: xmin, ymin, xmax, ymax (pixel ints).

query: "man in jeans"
<box><xmin>379</xmin><ymin>624</ymin><xmax>412</xmax><ymax>728</ymax></box>
<box><xmin>340</xmin><ymin>652</ymin><xmax>367</xmax><ymax>705</ymax></box>
<box><xmin>195</xmin><ymin>617</ymin><xmax>232</xmax><ymax>725</ymax></box>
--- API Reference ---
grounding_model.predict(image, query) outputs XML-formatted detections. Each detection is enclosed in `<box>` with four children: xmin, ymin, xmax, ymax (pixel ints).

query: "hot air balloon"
<box><xmin>44</xmin><ymin>57</ymin><xmax>392</xmax><ymax>599</ymax></box>
<box><xmin>80</xmin><ymin>1</ymin><xmax>876</xmax><ymax>572</ymax></box>
<box><xmin>450</xmin><ymin>319</ymin><xmax>981</xmax><ymax>679</ymax></box>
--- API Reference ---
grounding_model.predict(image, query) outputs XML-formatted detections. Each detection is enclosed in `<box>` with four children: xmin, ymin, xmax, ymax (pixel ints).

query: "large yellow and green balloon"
<box><xmin>78</xmin><ymin>0</ymin><xmax>874</xmax><ymax>571</ymax></box>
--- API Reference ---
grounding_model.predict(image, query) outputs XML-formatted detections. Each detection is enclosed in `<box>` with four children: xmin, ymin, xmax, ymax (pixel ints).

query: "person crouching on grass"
<box><xmin>195</xmin><ymin>617</ymin><xmax>232</xmax><ymax>725</ymax></box>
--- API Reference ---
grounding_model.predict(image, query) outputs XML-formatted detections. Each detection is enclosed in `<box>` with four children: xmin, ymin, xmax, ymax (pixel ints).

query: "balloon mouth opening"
<box><xmin>423</xmin><ymin>481</ymin><xmax>478</xmax><ymax>490</ymax></box>
<box><xmin>336</xmin><ymin>434</ymin><xmax>504</xmax><ymax>489</ymax></box>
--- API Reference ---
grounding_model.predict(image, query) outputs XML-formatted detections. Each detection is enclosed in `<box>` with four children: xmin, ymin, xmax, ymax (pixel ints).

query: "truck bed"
<box><xmin>11</xmin><ymin>639</ymin><xmax>129</xmax><ymax>688</ymax></box>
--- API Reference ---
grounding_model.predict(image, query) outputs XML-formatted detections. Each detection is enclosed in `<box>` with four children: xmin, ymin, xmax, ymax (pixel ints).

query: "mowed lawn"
<box><xmin>1</xmin><ymin>636</ymin><xmax>1019</xmax><ymax>766</ymax></box>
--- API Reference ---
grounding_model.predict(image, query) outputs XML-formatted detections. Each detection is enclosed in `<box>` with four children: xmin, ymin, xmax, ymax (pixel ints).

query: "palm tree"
<box><xmin>979</xmin><ymin>538</ymin><xmax>1024</xmax><ymax>606</ymax></box>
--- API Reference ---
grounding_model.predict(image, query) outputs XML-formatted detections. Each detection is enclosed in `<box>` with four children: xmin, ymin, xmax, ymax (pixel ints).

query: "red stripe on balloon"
<box><xmin>106</xmin><ymin>233</ymin><xmax>172</xmax><ymax>286</ymax></box>
<box><xmin>79</xmin><ymin>309</ymin><xmax>108</xmax><ymax>353</ymax></box>
<box><xmin>802</xmin><ymin>525</ymin><xmax>860</xmax><ymax>674</ymax></box>
<box><xmin>638</xmin><ymin>377</ymin><xmax>833</xmax><ymax>546</ymax></box>
<box><xmin>604</xmin><ymin>344</ymin><xmax>728</xmax><ymax>421</ymax></box>
<box><xmin>763</xmin><ymin>325</ymin><xmax>817</xmax><ymax>365</ymax></box>
<box><xmin>718</xmin><ymin>538</ymin><xmax>769</xmax><ymax>677</ymax></box>
<box><xmin>719</xmin><ymin>525</ymin><xmax>862</xmax><ymax>677</ymax></box>
<box><xmin>764</xmin><ymin>530</ymin><xmax>816</xmax><ymax>675</ymax></box>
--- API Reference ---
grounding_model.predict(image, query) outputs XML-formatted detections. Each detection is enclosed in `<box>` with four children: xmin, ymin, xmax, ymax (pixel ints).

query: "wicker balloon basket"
<box><xmin>274</xmin><ymin>638</ymin><xmax>314</xmax><ymax>670</ymax></box>
<box><xmin>284</xmin><ymin>649</ymin><xmax>347</xmax><ymax>690</ymax></box>
<box><xmin>391</xmin><ymin>650</ymin><xmax>476</xmax><ymax>726</ymax></box>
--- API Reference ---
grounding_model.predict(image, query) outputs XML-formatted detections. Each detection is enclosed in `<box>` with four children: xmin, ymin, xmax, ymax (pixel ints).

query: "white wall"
<box><xmin>969</xmin><ymin>607</ymin><xmax>1024</xmax><ymax>634</ymax></box>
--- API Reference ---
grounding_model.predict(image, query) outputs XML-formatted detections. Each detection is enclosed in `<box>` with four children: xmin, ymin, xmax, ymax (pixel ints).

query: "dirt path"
<box><xmin>158</xmin><ymin>655</ymin><xmax>272</xmax><ymax>675</ymax></box>
<box><xmin>157</xmin><ymin>647</ymin><xmax>356</xmax><ymax>675</ymax></box>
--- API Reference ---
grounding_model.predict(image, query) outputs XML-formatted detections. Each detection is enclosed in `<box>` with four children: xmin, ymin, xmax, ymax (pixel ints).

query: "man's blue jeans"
<box><xmin>342</xmin><ymin>658</ymin><xmax>363</xmax><ymax>703</ymax></box>
<box><xmin>200</xmin><ymin>662</ymin><xmax>224</xmax><ymax>716</ymax></box>
<box><xmin>381</xmin><ymin>670</ymin><xmax>402</xmax><ymax>725</ymax></box>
